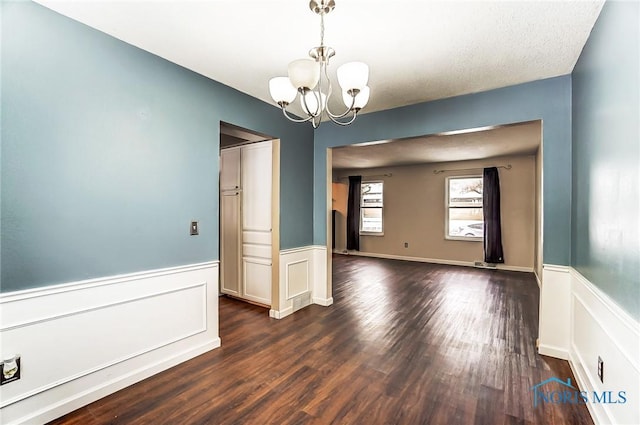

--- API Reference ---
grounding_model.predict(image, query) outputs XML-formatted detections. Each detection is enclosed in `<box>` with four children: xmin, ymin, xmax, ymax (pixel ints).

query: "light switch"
<box><xmin>190</xmin><ymin>221</ymin><xmax>199</xmax><ymax>236</ymax></box>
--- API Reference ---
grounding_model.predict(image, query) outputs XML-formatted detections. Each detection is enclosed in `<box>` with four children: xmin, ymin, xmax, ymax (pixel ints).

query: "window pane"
<box><xmin>361</xmin><ymin>182</ymin><xmax>383</xmax><ymax>207</ymax></box>
<box><xmin>449</xmin><ymin>177</ymin><xmax>483</xmax><ymax>207</ymax></box>
<box><xmin>361</xmin><ymin>207</ymin><xmax>382</xmax><ymax>232</ymax></box>
<box><xmin>448</xmin><ymin>208</ymin><xmax>483</xmax><ymax>237</ymax></box>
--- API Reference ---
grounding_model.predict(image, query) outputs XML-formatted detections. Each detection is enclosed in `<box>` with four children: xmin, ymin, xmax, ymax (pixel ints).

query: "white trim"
<box><xmin>346</xmin><ymin>250</ymin><xmax>469</xmax><ymax>266</ymax></box>
<box><xmin>534</xmin><ymin>269</ymin><xmax>541</xmax><ymax>288</ymax></box>
<box><xmin>538</xmin><ymin>343</ymin><xmax>569</xmax><ymax>360</ymax></box>
<box><xmin>568</xmin><ymin>349</ymin><xmax>609</xmax><ymax>425</ymax></box>
<box><xmin>538</xmin><ymin>266</ymin><xmax>640</xmax><ymax>425</ymax></box>
<box><xmin>495</xmin><ymin>264</ymin><xmax>534</xmax><ymax>273</ymax></box>
<box><xmin>0</xmin><ymin>262</ymin><xmax>220</xmax><ymax>424</ymax></box>
<box><xmin>1</xmin><ymin>282</ymin><xmax>206</xmax><ymax>332</ymax></box>
<box><xmin>570</xmin><ymin>268</ymin><xmax>639</xmax><ymax>341</ymax></box>
<box><xmin>359</xmin><ymin>180</ymin><xmax>384</xmax><ymax>235</ymax></box>
<box><xmin>3</xmin><ymin>340</ymin><xmax>219</xmax><ymax>425</ymax></box>
<box><xmin>0</xmin><ymin>282</ymin><xmax>207</xmax><ymax>409</ymax></box>
<box><xmin>0</xmin><ymin>261</ymin><xmax>218</xmax><ymax>303</ymax></box>
<box><xmin>284</xmin><ymin>259</ymin><xmax>310</xmax><ymax>301</ymax></box>
<box><xmin>538</xmin><ymin>264</ymin><xmax>571</xmax><ymax>358</ymax></box>
<box><xmin>542</xmin><ymin>263</ymin><xmax>570</xmax><ymax>273</ymax></box>
<box><xmin>312</xmin><ymin>297</ymin><xmax>334</xmax><ymax>307</ymax></box>
<box><xmin>342</xmin><ymin>251</ymin><xmax>534</xmax><ymax>273</ymax></box>
<box><xmin>280</xmin><ymin>245</ymin><xmax>327</xmax><ymax>255</ymax></box>
<box><xmin>568</xmin><ymin>268</ymin><xmax>639</xmax><ymax>425</ymax></box>
<box><xmin>274</xmin><ymin>245</ymin><xmax>330</xmax><ymax>319</ymax></box>
<box><xmin>269</xmin><ymin>307</ymin><xmax>293</xmax><ymax>319</ymax></box>
<box><xmin>444</xmin><ymin>235</ymin><xmax>483</xmax><ymax>242</ymax></box>
<box><xmin>444</xmin><ymin>174</ymin><xmax>483</xmax><ymax>241</ymax></box>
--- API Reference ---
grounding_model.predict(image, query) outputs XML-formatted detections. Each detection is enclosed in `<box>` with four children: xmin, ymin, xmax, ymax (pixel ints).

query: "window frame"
<box><xmin>359</xmin><ymin>180</ymin><xmax>384</xmax><ymax>236</ymax></box>
<box><xmin>445</xmin><ymin>175</ymin><xmax>484</xmax><ymax>242</ymax></box>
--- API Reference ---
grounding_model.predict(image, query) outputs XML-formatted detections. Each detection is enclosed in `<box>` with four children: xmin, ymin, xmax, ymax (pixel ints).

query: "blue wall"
<box><xmin>1</xmin><ymin>1</ymin><xmax>314</xmax><ymax>292</ymax></box>
<box><xmin>314</xmin><ymin>76</ymin><xmax>573</xmax><ymax>266</ymax></box>
<box><xmin>572</xmin><ymin>0</ymin><xmax>639</xmax><ymax>320</ymax></box>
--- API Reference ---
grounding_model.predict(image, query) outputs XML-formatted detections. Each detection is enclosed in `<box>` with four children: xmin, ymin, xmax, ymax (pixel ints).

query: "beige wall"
<box><xmin>333</xmin><ymin>155</ymin><xmax>537</xmax><ymax>269</ymax></box>
<box><xmin>332</xmin><ymin>181</ymin><xmax>348</xmax><ymax>252</ymax></box>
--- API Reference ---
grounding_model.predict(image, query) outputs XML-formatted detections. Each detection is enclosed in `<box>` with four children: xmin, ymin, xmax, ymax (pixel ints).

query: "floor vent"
<box><xmin>292</xmin><ymin>292</ymin><xmax>311</xmax><ymax>312</ymax></box>
<box><xmin>474</xmin><ymin>261</ymin><xmax>497</xmax><ymax>269</ymax></box>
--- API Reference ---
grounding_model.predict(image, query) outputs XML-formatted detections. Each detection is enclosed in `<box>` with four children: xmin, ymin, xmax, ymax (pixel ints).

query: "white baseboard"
<box><xmin>538</xmin><ymin>343</ymin><xmax>570</xmax><ymax>360</ymax></box>
<box><xmin>269</xmin><ymin>307</ymin><xmax>293</xmax><ymax>319</ymax></box>
<box><xmin>312</xmin><ymin>297</ymin><xmax>334</xmax><ymax>307</ymax></box>
<box><xmin>341</xmin><ymin>250</ymin><xmax>534</xmax><ymax>273</ymax></box>
<box><xmin>0</xmin><ymin>262</ymin><xmax>220</xmax><ymax>425</ymax></box>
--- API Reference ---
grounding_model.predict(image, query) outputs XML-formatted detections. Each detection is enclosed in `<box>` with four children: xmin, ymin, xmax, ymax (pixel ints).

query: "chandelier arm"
<box><xmin>281</xmin><ymin>105</ymin><xmax>315</xmax><ymax>123</ymax></box>
<box><xmin>301</xmin><ymin>88</ymin><xmax>322</xmax><ymax>118</ymax></box>
<box><xmin>328</xmin><ymin>109</ymin><xmax>359</xmax><ymax>126</ymax></box>
<box><xmin>325</xmin><ymin>95</ymin><xmax>356</xmax><ymax>119</ymax></box>
<box><xmin>322</xmin><ymin>63</ymin><xmax>357</xmax><ymax>119</ymax></box>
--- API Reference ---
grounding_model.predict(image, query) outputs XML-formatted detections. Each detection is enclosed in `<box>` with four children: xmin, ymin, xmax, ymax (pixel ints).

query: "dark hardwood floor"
<box><xmin>48</xmin><ymin>255</ymin><xmax>593</xmax><ymax>425</ymax></box>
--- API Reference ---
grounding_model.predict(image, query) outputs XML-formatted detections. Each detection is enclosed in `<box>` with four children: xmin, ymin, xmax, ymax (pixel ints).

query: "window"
<box><xmin>360</xmin><ymin>181</ymin><xmax>383</xmax><ymax>234</ymax></box>
<box><xmin>446</xmin><ymin>176</ymin><xmax>483</xmax><ymax>240</ymax></box>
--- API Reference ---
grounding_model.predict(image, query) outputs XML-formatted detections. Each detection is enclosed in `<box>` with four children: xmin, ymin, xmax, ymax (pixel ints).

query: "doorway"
<box><xmin>326</xmin><ymin>120</ymin><xmax>543</xmax><ymax>288</ymax></box>
<box><xmin>219</xmin><ymin>122</ymin><xmax>280</xmax><ymax>313</ymax></box>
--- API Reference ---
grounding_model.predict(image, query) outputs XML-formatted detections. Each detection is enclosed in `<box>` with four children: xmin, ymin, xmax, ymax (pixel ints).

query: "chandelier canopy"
<box><xmin>268</xmin><ymin>0</ymin><xmax>370</xmax><ymax>128</ymax></box>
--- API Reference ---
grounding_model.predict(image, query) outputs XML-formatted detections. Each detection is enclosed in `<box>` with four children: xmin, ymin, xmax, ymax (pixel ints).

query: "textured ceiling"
<box><xmin>332</xmin><ymin>120</ymin><xmax>542</xmax><ymax>169</ymax></box>
<box><xmin>36</xmin><ymin>0</ymin><xmax>603</xmax><ymax>116</ymax></box>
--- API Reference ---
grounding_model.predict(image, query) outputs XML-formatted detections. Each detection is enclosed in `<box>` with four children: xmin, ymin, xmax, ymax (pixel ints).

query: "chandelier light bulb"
<box><xmin>301</xmin><ymin>91</ymin><xmax>327</xmax><ymax>115</ymax></box>
<box><xmin>269</xmin><ymin>77</ymin><xmax>297</xmax><ymax>104</ymax></box>
<box><xmin>288</xmin><ymin>59</ymin><xmax>320</xmax><ymax>90</ymax></box>
<box><xmin>336</xmin><ymin>61</ymin><xmax>369</xmax><ymax>91</ymax></box>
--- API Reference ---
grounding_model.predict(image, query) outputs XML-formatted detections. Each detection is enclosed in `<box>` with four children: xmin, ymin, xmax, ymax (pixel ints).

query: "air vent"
<box><xmin>292</xmin><ymin>292</ymin><xmax>311</xmax><ymax>312</ymax></box>
<box><xmin>474</xmin><ymin>261</ymin><xmax>497</xmax><ymax>269</ymax></box>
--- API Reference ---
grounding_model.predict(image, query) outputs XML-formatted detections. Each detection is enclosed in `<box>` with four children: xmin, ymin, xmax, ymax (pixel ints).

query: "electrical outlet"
<box><xmin>1</xmin><ymin>356</ymin><xmax>21</xmax><ymax>385</ymax></box>
<box><xmin>404</xmin><ymin>242</ymin><xmax>409</xmax><ymax>248</ymax></box>
<box><xmin>597</xmin><ymin>356</ymin><xmax>604</xmax><ymax>383</ymax></box>
<box><xmin>190</xmin><ymin>221</ymin><xmax>199</xmax><ymax>236</ymax></box>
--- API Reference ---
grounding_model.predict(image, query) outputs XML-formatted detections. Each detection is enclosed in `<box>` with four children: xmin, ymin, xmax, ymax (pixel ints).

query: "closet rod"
<box><xmin>433</xmin><ymin>164</ymin><xmax>512</xmax><ymax>175</ymax></box>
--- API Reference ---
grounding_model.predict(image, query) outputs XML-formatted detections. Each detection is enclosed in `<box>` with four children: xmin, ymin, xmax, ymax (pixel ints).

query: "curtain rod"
<box><xmin>337</xmin><ymin>173</ymin><xmax>392</xmax><ymax>180</ymax></box>
<box><xmin>433</xmin><ymin>164</ymin><xmax>512</xmax><ymax>175</ymax></box>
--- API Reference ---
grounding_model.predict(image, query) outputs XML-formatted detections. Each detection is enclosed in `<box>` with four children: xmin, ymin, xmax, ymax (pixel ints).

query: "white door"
<box><xmin>220</xmin><ymin>147</ymin><xmax>241</xmax><ymax>296</ymax></box>
<box><xmin>220</xmin><ymin>191</ymin><xmax>241</xmax><ymax>296</ymax></box>
<box><xmin>241</xmin><ymin>141</ymin><xmax>272</xmax><ymax>305</ymax></box>
<box><xmin>220</xmin><ymin>147</ymin><xmax>241</xmax><ymax>191</ymax></box>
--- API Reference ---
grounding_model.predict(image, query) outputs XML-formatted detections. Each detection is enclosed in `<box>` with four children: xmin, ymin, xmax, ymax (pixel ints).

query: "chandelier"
<box><xmin>268</xmin><ymin>0</ymin><xmax>370</xmax><ymax>128</ymax></box>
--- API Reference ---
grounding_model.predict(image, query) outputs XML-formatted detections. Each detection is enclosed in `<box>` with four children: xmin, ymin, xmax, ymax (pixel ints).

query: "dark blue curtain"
<box><xmin>483</xmin><ymin>167</ymin><xmax>504</xmax><ymax>263</ymax></box>
<box><xmin>346</xmin><ymin>175</ymin><xmax>362</xmax><ymax>251</ymax></box>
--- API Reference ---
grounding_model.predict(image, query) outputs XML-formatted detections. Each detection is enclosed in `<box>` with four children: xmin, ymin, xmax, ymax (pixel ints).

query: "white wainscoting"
<box><xmin>271</xmin><ymin>246</ymin><xmax>331</xmax><ymax>319</ymax></box>
<box><xmin>568</xmin><ymin>269</ymin><xmax>639</xmax><ymax>425</ymax></box>
<box><xmin>538</xmin><ymin>264</ymin><xmax>640</xmax><ymax>425</ymax></box>
<box><xmin>538</xmin><ymin>264</ymin><xmax>572</xmax><ymax>359</ymax></box>
<box><xmin>312</xmin><ymin>246</ymin><xmax>331</xmax><ymax>306</ymax></box>
<box><xmin>0</xmin><ymin>262</ymin><xmax>220</xmax><ymax>425</ymax></box>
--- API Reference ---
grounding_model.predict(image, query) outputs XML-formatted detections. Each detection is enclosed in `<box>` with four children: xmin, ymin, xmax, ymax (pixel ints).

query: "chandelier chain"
<box><xmin>320</xmin><ymin>13</ymin><xmax>325</xmax><ymax>47</ymax></box>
